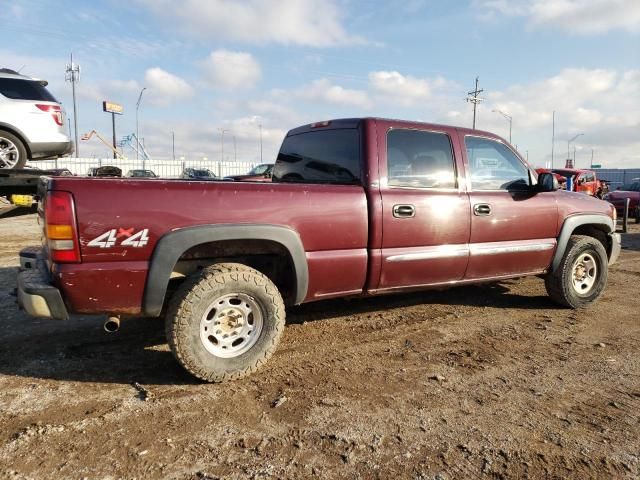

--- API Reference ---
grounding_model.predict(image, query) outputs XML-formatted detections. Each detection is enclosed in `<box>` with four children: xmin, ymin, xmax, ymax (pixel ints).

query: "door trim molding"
<box><xmin>384</xmin><ymin>239</ymin><xmax>556</xmax><ymax>263</ymax></box>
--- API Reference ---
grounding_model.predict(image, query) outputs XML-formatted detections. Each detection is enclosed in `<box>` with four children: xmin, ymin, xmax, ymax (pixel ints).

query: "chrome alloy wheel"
<box><xmin>0</xmin><ymin>136</ymin><xmax>20</xmax><ymax>169</ymax></box>
<box><xmin>199</xmin><ymin>293</ymin><xmax>264</xmax><ymax>358</ymax></box>
<box><xmin>571</xmin><ymin>253</ymin><xmax>597</xmax><ymax>294</ymax></box>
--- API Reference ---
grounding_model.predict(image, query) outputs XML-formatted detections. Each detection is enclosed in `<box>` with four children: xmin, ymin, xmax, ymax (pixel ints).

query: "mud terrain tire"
<box><xmin>545</xmin><ymin>235</ymin><xmax>608</xmax><ymax>309</ymax></box>
<box><xmin>166</xmin><ymin>263</ymin><xmax>285</xmax><ymax>382</ymax></box>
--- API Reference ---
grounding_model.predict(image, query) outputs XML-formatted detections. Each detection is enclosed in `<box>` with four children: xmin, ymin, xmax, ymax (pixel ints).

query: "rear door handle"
<box><xmin>393</xmin><ymin>204</ymin><xmax>416</xmax><ymax>218</ymax></box>
<box><xmin>473</xmin><ymin>203</ymin><xmax>492</xmax><ymax>216</ymax></box>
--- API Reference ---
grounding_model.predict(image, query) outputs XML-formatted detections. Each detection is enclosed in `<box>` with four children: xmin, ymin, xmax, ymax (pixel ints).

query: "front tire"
<box><xmin>545</xmin><ymin>235</ymin><xmax>608</xmax><ymax>309</ymax></box>
<box><xmin>166</xmin><ymin>263</ymin><xmax>285</xmax><ymax>382</ymax></box>
<box><xmin>0</xmin><ymin>130</ymin><xmax>27</xmax><ymax>169</ymax></box>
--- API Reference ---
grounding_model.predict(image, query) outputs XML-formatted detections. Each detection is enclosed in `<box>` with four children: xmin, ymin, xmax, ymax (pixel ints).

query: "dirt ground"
<box><xmin>0</xmin><ymin>206</ymin><xmax>638</xmax><ymax>480</ymax></box>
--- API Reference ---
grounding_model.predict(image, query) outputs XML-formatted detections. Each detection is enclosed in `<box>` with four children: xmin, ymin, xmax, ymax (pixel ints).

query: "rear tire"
<box><xmin>165</xmin><ymin>263</ymin><xmax>286</xmax><ymax>382</ymax></box>
<box><xmin>0</xmin><ymin>130</ymin><xmax>27</xmax><ymax>169</ymax></box>
<box><xmin>545</xmin><ymin>235</ymin><xmax>608</xmax><ymax>309</ymax></box>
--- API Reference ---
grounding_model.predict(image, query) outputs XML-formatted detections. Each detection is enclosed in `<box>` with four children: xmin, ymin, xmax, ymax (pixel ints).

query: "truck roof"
<box><xmin>286</xmin><ymin>117</ymin><xmax>502</xmax><ymax>140</ymax></box>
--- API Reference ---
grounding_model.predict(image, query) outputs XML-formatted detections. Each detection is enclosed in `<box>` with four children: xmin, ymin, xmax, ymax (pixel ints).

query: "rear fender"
<box><xmin>143</xmin><ymin>224</ymin><xmax>308</xmax><ymax>317</ymax></box>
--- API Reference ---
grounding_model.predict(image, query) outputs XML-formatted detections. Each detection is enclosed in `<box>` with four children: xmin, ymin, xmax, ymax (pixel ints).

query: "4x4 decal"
<box><xmin>87</xmin><ymin>228</ymin><xmax>150</xmax><ymax>248</ymax></box>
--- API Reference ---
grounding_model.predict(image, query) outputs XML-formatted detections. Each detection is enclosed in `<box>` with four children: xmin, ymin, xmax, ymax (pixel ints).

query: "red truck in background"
<box><xmin>536</xmin><ymin>168</ymin><xmax>609</xmax><ymax>198</ymax></box>
<box><xmin>18</xmin><ymin>118</ymin><xmax>621</xmax><ymax>382</ymax></box>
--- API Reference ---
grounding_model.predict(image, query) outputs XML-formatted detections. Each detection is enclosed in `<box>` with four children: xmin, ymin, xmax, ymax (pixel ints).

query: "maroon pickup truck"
<box><xmin>17</xmin><ymin>118</ymin><xmax>621</xmax><ymax>382</ymax></box>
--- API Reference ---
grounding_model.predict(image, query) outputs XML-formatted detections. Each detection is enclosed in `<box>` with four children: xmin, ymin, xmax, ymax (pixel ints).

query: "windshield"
<box><xmin>249</xmin><ymin>164</ymin><xmax>271</xmax><ymax>175</ymax></box>
<box><xmin>193</xmin><ymin>169</ymin><xmax>213</xmax><ymax>177</ymax></box>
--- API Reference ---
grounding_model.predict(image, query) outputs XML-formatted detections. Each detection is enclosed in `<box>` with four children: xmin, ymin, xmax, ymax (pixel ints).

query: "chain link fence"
<box><xmin>34</xmin><ymin>158</ymin><xmax>259</xmax><ymax>178</ymax></box>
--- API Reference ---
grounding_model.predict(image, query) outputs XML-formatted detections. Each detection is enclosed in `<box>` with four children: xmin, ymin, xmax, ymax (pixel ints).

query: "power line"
<box><xmin>466</xmin><ymin>76</ymin><xmax>484</xmax><ymax>130</ymax></box>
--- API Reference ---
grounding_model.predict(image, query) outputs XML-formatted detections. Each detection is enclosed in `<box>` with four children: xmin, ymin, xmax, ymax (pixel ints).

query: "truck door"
<box><xmin>376</xmin><ymin>123</ymin><xmax>471</xmax><ymax>291</ymax></box>
<box><xmin>462</xmin><ymin>134</ymin><xmax>558</xmax><ymax>279</ymax></box>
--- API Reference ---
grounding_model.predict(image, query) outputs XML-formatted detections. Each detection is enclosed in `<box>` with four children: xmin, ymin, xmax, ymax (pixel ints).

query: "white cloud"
<box><xmin>136</xmin><ymin>0</ymin><xmax>366</xmax><ymax>47</ymax></box>
<box><xmin>369</xmin><ymin>71</ymin><xmax>431</xmax><ymax>105</ymax></box>
<box><xmin>368</xmin><ymin>71</ymin><xmax>456</xmax><ymax>107</ymax></box>
<box><xmin>476</xmin><ymin>0</ymin><xmax>640</xmax><ymax>34</ymax></box>
<box><xmin>202</xmin><ymin>50</ymin><xmax>262</xmax><ymax>89</ymax></box>
<box><xmin>296</xmin><ymin>78</ymin><xmax>372</xmax><ymax>109</ymax></box>
<box><xmin>143</xmin><ymin>68</ymin><xmax>194</xmax><ymax>106</ymax></box>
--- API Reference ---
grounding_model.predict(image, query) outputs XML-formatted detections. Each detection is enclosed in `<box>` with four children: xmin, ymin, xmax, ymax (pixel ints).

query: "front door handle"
<box><xmin>393</xmin><ymin>204</ymin><xmax>416</xmax><ymax>218</ymax></box>
<box><xmin>473</xmin><ymin>203</ymin><xmax>492</xmax><ymax>216</ymax></box>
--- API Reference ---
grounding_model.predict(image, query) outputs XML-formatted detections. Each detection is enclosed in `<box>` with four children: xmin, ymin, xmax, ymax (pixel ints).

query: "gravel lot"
<box><xmin>1</xmin><ymin>207</ymin><xmax>638</xmax><ymax>479</ymax></box>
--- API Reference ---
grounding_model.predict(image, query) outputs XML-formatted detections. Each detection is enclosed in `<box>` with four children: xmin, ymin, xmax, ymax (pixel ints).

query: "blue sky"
<box><xmin>2</xmin><ymin>0</ymin><xmax>639</xmax><ymax>167</ymax></box>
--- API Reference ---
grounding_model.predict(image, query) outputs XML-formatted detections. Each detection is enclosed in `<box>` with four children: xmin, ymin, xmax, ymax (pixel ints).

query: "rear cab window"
<box><xmin>465</xmin><ymin>136</ymin><xmax>530</xmax><ymax>190</ymax></box>
<box><xmin>0</xmin><ymin>78</ymin><xmax>58</xmax><ymax>102</ymax></box>
<box><xmin>386</xmin><ymin>129</ymin><xmax>456</xmax><ymax>189</ymax></box>
<box><xmin>272</xmin><ymin>127</ymin><xmax>361</xmax><ymax>185</ymax></box>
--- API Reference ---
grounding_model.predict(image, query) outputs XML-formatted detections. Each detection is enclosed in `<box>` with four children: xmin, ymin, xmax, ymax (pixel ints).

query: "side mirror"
<box><xmin>537</xmin><ymin>172</ymin><xmax>558</xmax><ymax>192</ymax></box>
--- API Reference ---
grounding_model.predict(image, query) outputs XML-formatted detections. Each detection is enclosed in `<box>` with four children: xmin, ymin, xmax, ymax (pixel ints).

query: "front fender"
<box><xmin>551</xmin><ymin>214</ymin><xmax>614</xmax><ymax>272</ymax></box>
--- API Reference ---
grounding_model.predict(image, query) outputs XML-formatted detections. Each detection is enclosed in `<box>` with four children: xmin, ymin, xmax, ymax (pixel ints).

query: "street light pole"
<box><xmin>492</xmin><ymin>109</ymin><xmax>512</xmax><ymax>143</ymax></box>
<box><xmin>218</xmin><ymin>128</ymin><xmax>229</xmax><ymax>163</ymax></box>
<box><xmin>135</xmin><ymin>87</ymin><xmax>147</xmax><ymax>160</ymax></box>
<box><xmin>233</xmin><ymin>135</ymin><xmax>237</xmax><ymax>162</ymax></box>
<box><xmin>172</xmin><ymin>131</ymin><xmax>175</xmax><ymax>161</ymax></box>
<box><xmin>567</xmin><ymin>133</ymin><xmax>584</xmax><ymax>168</ymax></box>
<box><xmin>258</xmin><ymin>124</ymin><xmax>263</xmax><ymax>162</ymax></box>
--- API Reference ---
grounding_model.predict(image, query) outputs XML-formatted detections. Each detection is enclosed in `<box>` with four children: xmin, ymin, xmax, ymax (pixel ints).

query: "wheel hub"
<box><xmin>571</xmin><ymin>253</ymin><xmax>597</xmax><ymax>295</ymax></box>
<box><xmin>199</xmin><ymin>293</ymin><xmax>263</xmax><ymax>358</ymax></box>
<box><xmin>0</xmin><ymin>138</ymin><xmax>19</xmax><ymax>168</ymax></box>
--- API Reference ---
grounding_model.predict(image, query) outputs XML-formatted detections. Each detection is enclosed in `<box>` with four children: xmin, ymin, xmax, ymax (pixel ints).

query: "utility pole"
<box><xmin>466</xmin><ymin>76</ymin><xmax>484</xmax><ymax>129</ymax></box>
<box><xmin>590</xmin><ymin>149</ymin><xmax>594</xmax><ymax>168</ymax></box>
<box><xmin>258</xmin><ymin>124</ymin><xmax>263</xmax><ymax>162</ymax></box>
<box><xmin>135</xmin><ymin>87</ymin><xmax>147</xmax><ymax>160</ymax></box>
<box><xmin>65</xmin><ymin>53</ymin><xmax>80</xmax><ymax>157</ymax></box>
<box><xmin>172</xmin><ymin>131</ymin><xmax>175</xmax><ymax>161</ymax></box>
<box><xmin>551</xmin><ymin>111</ymin><xmax>555</xmax><ymax>168</ymax></box>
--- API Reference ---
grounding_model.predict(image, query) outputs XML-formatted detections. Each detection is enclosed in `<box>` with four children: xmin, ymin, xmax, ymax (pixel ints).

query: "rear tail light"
<box><xmin>44</xmin><ymin>191</ymin><xmax>81</xmax><ymax>263</ymax></box>
<box><xmin>36</xmin><ymin>104</ymin><xmax>63</xmax><ymax>126</ymax></box>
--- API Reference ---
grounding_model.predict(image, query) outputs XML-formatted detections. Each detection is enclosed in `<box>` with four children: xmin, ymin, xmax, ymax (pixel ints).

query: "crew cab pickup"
<box><xmin>17</xmin><ymin>118</ymin><xmax>621</xmax><ymax>382</ymax></box>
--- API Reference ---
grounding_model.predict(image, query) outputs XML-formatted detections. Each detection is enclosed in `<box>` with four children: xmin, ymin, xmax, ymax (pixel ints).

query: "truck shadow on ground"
<box><xmin>0</xmin><ymin>263</ymin><xmax>562</xmax><ymax>386</ymax></box>
<box><xmin>287</xmin><ymin>281</ymin><xmax>559</xmax><ymax>325</ymax></box>
<box><xmin>0</xmin><ymin>204</ymin><xmax>38</xmax><ymax>218</ymax></box>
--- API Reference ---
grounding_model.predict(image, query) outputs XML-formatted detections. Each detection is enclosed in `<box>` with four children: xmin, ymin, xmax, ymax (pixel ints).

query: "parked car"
<box><xmin>181</xmin><ymin>167</ymin><xmax>217</xmax><ymax>180</ymax></box>
<box><xmin>44</xmin><ymin>168</ymin><xmax>73</xmax><ymax>176</ymax></box>
<box><xmin>126</xmin><ymin>169</ymin><xmax>157</xmax><ymax>178</ymax></box>
<box><xmin>93</xmin><ymin>166</ymin><xmax>122</xmax><ymax>177</ymax></box>
<box><xmin>17</xmin><ymin>117</ymin><xmax>620</xmax><ymax>383</ymax></box>
<box><xmin>0</xmin><ymin>68</ymin><xmax>73</xmax><ymax>169</ymax></box>
<box><xmin>225</xmin><ymin>163</ymin><xmax>273</xmax><ymax>182</ymax></box>
<box><xmin>604</xmin><ymin>181</ymin><xmax>640</xmax><ymax>223</ymax></box>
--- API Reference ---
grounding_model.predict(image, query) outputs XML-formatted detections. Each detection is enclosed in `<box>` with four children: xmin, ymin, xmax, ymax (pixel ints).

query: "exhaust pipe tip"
<box><xmin>104</xmin><ymin>316</ymin><xmax>120</xmax><ymax>333</ymax></box>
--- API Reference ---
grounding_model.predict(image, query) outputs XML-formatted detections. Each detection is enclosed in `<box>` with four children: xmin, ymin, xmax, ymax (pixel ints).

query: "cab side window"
<box><xmin>387</xmin><ymin>129</ymin><xmax>456</xmax><ymax>189</ymax></box>
<box><xmin>465</xmin><ymin>136</ymin><xmax>530</xmax><ymax>190</ymax></box>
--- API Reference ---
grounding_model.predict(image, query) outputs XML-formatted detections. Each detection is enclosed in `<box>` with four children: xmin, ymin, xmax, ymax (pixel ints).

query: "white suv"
<box><xmin>0</xmin><ymin>68</ymin><xmax>73</xmax><ymax>169</ymax></box>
